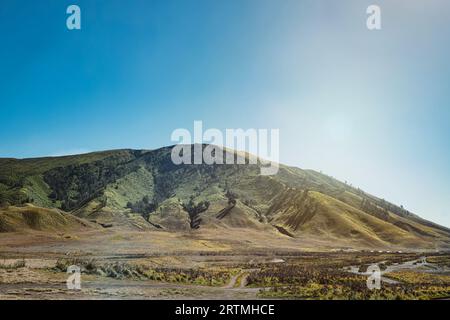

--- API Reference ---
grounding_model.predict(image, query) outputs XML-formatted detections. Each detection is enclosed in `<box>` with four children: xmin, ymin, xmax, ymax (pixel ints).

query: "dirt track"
<box><xmin>0</xmin><ymin>267</ymin><xmax>261</xmax><ymax>300</ymax></box>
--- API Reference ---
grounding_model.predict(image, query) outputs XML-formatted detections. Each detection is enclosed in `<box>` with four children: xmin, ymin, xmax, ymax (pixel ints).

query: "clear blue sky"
<box><xmin>0</xmin><ymin>0</ymin><xmax>449</xmax><ymax>227</ymax></box>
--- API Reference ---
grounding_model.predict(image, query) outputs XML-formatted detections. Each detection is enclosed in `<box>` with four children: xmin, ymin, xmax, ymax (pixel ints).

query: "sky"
<box><xmin>0</xmin><ymin>0</ymin><xmax>449</xmax><ymax>227</ymax></box>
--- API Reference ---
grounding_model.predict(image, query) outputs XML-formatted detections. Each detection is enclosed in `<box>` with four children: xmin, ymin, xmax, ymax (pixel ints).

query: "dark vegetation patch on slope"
<box><xmin>44</xmin><ymin>159</ymin><xmax>135</xmax><ymax>211</ymax></box>
<box><xmin>0</xmin><ymin>150</ymin><xmax>140</xmax><ymax>207</ymax></box>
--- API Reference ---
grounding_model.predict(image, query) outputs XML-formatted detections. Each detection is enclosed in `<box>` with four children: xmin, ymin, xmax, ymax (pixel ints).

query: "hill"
<box><xmin>0</xmin><ymin>204</ymin><xmax>93</xmax><ymax>233</ymax></box>
<box><xmin>0</xmin><ymin>145</ymin><xmax>449</xmax><ymax>250</ymax></box>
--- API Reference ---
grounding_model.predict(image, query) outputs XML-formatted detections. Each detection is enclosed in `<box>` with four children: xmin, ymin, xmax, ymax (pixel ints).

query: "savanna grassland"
<box><xmin>0</xmin><ymin>225</ymin><xmax>449</xmax><ymax>300</ymax></box>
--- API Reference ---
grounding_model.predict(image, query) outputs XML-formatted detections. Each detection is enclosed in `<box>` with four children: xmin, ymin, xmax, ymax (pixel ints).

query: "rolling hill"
<box><xmin>0</xmin><ymin>204</ymin><xmax>94</xmax><ymax>233</ymax></box>
<box><xmin>0</xmin><ymin>145</ymin><xmax>449</xmax><ymax>250</ymax></box>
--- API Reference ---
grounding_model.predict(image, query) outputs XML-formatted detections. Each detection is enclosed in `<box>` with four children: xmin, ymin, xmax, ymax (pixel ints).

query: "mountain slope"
<box><xmin>0</xmin><ymin>145</ymin><xmax>449</xmax><ymax>250</ymax></box>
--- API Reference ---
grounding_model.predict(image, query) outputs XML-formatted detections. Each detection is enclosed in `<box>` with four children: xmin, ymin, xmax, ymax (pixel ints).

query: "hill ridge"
<box><xmin>0</xmin><ymin>145</ymin><xmax>449</xmax><ymax>250</ymax></box>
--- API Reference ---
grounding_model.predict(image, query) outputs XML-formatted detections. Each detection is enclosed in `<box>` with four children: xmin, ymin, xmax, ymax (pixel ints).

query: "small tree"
<box><xmin>182</xmin><ymin>196</ymin><xmax>210</xmax><ymax>229</ymax></box>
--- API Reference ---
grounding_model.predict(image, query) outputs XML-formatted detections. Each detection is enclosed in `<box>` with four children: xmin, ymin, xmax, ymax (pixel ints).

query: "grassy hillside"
<box><xmin>0</xmin><ymin>149</ymin><xmax>139</xmax><ymax>207</ymax></box>
<box><xmin>0</xmin><ymin>145</ymin><xmax>449</xmax><ymax>250</ymax></box>
<box><xmin>0</xmin><ymin>204</ymin><xmax>93</xmax><ymax>233</ymax></box>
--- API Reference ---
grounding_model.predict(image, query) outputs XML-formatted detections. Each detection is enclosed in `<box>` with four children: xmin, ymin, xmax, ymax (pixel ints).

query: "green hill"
<box><xmin>0</xmin><ymin>145</ymin><xmax>449</xmax><ymax>250</ymax></box>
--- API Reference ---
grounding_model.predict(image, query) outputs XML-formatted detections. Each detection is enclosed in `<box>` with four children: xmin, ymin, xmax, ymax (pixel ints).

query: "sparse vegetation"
<box><xmin>0</xmin><ymin>259</ymin><xmax>26</xmax><ymax>269</ymax></box>
<box><xmin>54</xmin><ymin>258</ymin><xmax>236</xmax><ymax>286</ymax></box>
<box><xmin>245</xmin><ymin>253</ymin><xmax>450</xmax><ymax>300</ymax></box>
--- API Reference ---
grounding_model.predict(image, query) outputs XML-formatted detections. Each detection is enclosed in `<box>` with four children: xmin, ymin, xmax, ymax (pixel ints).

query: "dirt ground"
<box><xmin>1</xmin><ymin>228</ymin><xmax>448</xmax><ymax>300</ymax></box>
<box><xmin>0</xmin><ymin>228</ymin><xmax>283</xmax><ymax>299</ymax></box>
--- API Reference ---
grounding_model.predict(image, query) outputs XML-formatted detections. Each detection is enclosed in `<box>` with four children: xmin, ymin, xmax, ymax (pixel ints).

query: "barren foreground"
<box><xmin>1</xmin><ymin>228</ymin><xmax>449</xmax><ymax>300</ymax></box>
